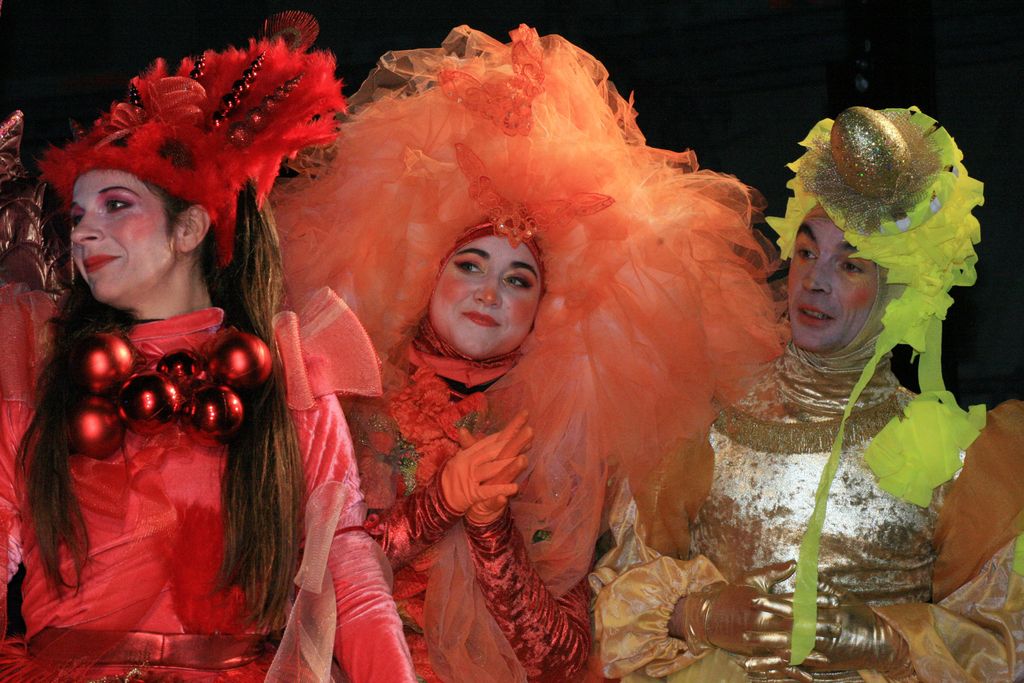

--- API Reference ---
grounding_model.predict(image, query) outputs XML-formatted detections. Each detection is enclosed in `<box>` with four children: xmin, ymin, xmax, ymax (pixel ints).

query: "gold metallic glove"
<box><xmin>804</xmin><ymin>578</ymin><xmax>912</xmax><ymax>675</ymax></box>
<box><xmin>669</xmin><ymin>561</ymin><xmax>828</xmax><ymax>658</ymax></box>
<box><xmin>744</xmin><ymin>577</ymin><xmax>913</xmax><ymax>681</ymax></box>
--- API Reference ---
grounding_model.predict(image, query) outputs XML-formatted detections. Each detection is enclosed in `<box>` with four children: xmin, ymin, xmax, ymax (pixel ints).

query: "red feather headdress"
<box><xmin>39</xmin><ymin>12</ymin><xmax>345</xmax><ymax>266</ymax></box>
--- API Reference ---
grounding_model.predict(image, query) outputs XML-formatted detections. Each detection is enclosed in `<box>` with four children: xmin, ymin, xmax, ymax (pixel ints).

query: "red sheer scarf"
<box><xmin>409</xmin><ymin>317</ymin><xmax>518</xmax><ymax>390</ymax></box>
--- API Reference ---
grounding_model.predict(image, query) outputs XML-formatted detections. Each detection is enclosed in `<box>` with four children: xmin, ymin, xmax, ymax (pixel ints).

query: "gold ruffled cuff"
<box><xmin>593</xmin><ymin>554</ymin><xmax>724</xmax><ymax>678</ymax></box>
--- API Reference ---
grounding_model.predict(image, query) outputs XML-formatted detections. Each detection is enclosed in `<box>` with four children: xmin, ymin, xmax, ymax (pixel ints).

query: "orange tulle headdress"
<box><xmin>273</xmin><ymin>24</ymin><xmax>784</xmax><ymax>681</ymax></box>
<box><xmin>456</xmin><ymin>142</ymin><xmax>614</xmax><ymax>248</ymax></box>
<box><xmin>38</xmin><ymin>11</ymin><xmax>345</xmax><ymax>266</ymax></box>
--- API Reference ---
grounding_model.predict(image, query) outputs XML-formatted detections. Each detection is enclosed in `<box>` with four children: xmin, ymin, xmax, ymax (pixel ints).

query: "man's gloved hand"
<box><xmin>743</xmin><ymin>576</ymin><xmax>912</xmax><ymax>682</ymax></box>
<box><xmin>669</xmin><ymin>561</ymin><xmax>829</xmax><ymax>657</ymax></box>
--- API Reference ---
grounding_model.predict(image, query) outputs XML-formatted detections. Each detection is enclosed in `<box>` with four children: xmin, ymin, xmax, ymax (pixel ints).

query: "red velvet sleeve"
<box><xmin>363</xmin><ymin>474</ymin><xmax>461</xmax><ymax>570</ymax></box>
<box><xmin>464</xmin><ymin>508</ymin><xmax>591</xmax><ymax>683</ymax></box>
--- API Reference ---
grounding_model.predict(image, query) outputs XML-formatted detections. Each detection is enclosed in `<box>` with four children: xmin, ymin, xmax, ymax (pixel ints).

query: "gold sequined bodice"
<box><xmin>693</xmin><ymin>346</ymin><xmax>944</xmax><ymax>605</ymax></box>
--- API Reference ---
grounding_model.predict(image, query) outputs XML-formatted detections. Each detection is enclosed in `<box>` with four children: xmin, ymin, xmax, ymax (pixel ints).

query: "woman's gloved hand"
<box><xmin>440</xmin><ymin>410</ymin><xmax>531</xmax><ymax>522</ymax></box>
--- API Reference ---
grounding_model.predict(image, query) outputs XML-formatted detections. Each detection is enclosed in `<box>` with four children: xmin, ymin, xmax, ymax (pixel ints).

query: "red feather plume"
<box><xmin>39</xmin><ymin>12</ymin><xmax>345</xmax><ymax>266</ymax></box>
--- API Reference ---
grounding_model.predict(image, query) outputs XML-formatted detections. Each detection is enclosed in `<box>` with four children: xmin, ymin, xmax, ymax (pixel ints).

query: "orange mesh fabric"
<box><xmin>933</xmin><ymin>400</ymin><xmax>1024</xmax><ymax>600</ymax></box>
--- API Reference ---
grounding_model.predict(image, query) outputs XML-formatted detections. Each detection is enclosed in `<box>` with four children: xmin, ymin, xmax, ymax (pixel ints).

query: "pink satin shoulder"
<box><xmin>274</xmin><ymin>287</ymin><xmax>383</xmax><ymax>410</ymax></box>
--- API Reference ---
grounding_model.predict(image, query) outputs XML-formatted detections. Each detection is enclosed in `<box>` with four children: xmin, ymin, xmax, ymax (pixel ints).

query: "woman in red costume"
<box><xmin>272</xmin><ymin>24</ymin><xmax>785</xmax><ymax>682</ymax></box>
<box><xmin>0</xmin><ymin>14</ymin><xmax>415</xmax><ymax>682</ymax></box>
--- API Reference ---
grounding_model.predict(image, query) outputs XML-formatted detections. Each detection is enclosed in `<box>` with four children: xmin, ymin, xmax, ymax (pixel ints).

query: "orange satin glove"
<box><xmin>440</xmin><ymin>410</ymin><xmax>531</xmax><ymax>523</ymax></box>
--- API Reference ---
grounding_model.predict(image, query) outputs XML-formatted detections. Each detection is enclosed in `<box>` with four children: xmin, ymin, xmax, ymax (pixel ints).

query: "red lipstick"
<box><xmin>82</xmin><ymin>254</ymin><xmax>117</xmax><ymax>273</ymax></box>
<box><xmin>463</xmin><ymin>311</ymin><xmax>499</xmax><ymax>327</ymax></box>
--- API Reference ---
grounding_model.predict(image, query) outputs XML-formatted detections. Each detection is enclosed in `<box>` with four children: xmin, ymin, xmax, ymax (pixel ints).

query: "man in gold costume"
<box><xmin>592</xmin><ymin>107</ymin><xmax>1024</xmax><ymax>682</ymax></box>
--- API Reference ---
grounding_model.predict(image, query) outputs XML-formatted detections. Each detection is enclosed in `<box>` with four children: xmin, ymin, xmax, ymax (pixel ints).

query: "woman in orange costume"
<box><xmin>273</xmin><ymin>24</ymin><xmax>784</xmax><ymax>682</ymax></box>
<box><xmin>0</xmin><ymin>14</ymin><xmax>415</xmax><ymax>682</ymax></box>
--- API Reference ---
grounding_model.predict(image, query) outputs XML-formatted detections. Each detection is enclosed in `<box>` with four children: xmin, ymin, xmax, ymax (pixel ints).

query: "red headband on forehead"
<box><xmin>454</xmin><ymin>143</ymin><xmax>612</xmax><ymax>270</ymax></box>
<box><xmin>447</xmin><ymin>222</ymin><xmax>544</xmax><ymax>276</ymax></box>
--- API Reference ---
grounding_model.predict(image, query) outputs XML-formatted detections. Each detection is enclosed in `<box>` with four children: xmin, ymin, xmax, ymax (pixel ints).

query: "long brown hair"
<box><xmin>21</xmin><ymin>182</ymin><xmax>304</xmax><ymax>629</ymax></box>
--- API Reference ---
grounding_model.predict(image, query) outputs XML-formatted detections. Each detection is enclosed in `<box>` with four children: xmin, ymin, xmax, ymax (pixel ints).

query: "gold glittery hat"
<box><xmin>805</xmin><ymin>106</ymin><xmax>941</xmax><ymax>234</ymax></box>
<box><xmin>769</xmin><ymin>106</ymin><xmax>980</xmax><ymax>249</ymax></box>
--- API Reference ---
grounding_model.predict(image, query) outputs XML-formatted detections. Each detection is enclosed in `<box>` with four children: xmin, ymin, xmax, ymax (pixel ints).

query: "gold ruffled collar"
<box><xmin>717</xmin><ymin>343</ymin><xmax>906</xmax><ymax>453</ymax></box>
<box><xmin>775</xmin><ymin>341</ymin><xmax>898</xmax><ymax>417</ymax></box>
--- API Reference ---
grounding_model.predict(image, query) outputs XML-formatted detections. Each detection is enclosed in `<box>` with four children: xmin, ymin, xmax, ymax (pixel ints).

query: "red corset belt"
<box><xmin>29</xmin><ymin>628</ymin><xmax>265</xmax><ymax>670</ymax></box>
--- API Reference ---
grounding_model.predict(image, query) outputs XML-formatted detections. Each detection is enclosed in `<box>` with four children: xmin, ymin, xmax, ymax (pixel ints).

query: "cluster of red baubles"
<box><xmin>67</xmin><ymin>329</ymin><xmax>273</xmax><ymax>459</ymax></box>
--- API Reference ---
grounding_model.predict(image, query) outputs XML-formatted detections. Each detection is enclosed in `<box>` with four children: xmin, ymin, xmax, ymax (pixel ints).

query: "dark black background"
<box><xmin>2</xmin><ymin>0</ymin><xmax>1022</xmax><ymax>405</ymax></box>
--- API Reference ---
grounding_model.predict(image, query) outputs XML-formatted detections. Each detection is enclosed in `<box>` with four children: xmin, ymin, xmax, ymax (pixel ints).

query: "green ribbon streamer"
<box><xmin>1015</xmin><ymin>533</ymin><xmax>1024</xmax><ymax>576</ymax></box>
<box><xmin>918</xmin><ymin>318</ymin><xmax>945</xmax><ymax>394</ymax></box>
<box><xmin>792</xmin><ymin>317</ymin><xmax>938</xmax><ymax>663</ymax></box>
<box><xmin>789</xmin><ymin>343</ymin><xmax>887</xmax><ymax>664</ymax></box>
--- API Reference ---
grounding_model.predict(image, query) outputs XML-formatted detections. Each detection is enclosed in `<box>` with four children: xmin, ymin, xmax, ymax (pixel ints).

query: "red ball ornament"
<box><xmin>206</xmin><ymin>330</ymin><xmax>272</xmax><ymax>390</ymax></box>
<box><xmin>69</xmin><ymin>333</ymin><xmax>136</xmax><ymax>394</ymax></box>
<box><xmin>157</xmin><ymin>349</ymin><xmax>203</xmax><ymax>385</ymax></box>
<box><xmin>117</xmin><ymin>372</ymin><xmax>182</xmax><ymax>435</ymax></box>
<box><xmin>68</xmin><ymin>396</ymin><xmax>125</xmax><ymax>459</ymax></box>
<box><xmin>184</xmin><ymin>384</ymin><xmax>244</xmax><ymax>447</ymax></box>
